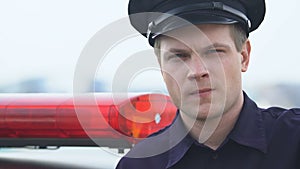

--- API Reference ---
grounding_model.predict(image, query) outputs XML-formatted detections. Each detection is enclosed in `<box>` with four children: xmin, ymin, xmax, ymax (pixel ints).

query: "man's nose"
<box><xmin>187</xmin><ymin>55</ymin><xmax>209</xmax><ymax>80</ymax></box>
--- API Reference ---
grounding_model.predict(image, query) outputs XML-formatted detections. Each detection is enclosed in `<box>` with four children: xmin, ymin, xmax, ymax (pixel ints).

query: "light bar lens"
<box><xmin>0</xmin><ymin>94</ymin><xmax>177</xmax><ymax>141</ymax></box>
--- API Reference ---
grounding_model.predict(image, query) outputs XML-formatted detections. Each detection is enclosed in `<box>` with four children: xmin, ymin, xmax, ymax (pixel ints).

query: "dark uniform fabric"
<box><xmin>116</xmin><ymin>92</ymin><xmax>300</xmax><ymax>169</ymax></box>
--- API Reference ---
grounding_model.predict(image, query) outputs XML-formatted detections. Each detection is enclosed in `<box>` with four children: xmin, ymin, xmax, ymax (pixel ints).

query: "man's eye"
<box><xmin>165</xmin><ymin>52</ymin><xmax>190</xmax><ymax>62</ymax></box>
<box><xmin>172</xmin><ymin>53</ymin><xmax>190</xmax><ymax>59</ymax></box>
<box><xmin>173</xmin><ymin>53</ymin><xmax>189</xmax><ymax>58</ymax></box>
<box><xmin>206</xmin><ymin>49</ymin><xmax>225</xmax><ymax>54</ymax></box>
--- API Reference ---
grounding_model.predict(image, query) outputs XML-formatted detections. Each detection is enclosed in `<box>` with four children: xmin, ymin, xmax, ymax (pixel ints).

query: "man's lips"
<box><xmin>190</xmin><ymin>88</ymin><xmax>214</xmax><ymax>96</ymax></box>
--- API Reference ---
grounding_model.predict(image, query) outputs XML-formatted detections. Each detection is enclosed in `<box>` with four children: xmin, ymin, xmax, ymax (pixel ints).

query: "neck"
<box><xmin>181</xmin><ymin>93</ymin><xmax>244</xmax><ymax>150</ymax></box>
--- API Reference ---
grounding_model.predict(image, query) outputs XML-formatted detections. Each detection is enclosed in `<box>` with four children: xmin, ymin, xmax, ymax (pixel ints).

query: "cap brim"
<box><xmin>149</xmin><ymin>12</ymin><xmax>239</xmax><ymax>46</ymax></box>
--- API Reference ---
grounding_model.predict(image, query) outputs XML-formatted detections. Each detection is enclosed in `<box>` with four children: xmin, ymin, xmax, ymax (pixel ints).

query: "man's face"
<box><xmin>158</xmin><ymin>24</ymin><xmax>250</xmax><ymax>121</ymax></box>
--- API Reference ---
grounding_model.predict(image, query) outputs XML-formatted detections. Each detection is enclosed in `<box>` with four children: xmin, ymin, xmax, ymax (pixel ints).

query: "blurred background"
<box><xmin>1</xmin><ymin>0</ymin><xmax>300</xmax><ymax>108</ymax></box>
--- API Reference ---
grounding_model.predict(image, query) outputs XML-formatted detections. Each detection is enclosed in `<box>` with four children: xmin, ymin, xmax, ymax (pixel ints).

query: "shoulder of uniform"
<box><xmin>261</xmin><ymin>107</ymin><xmax>300</xmax><ymax>120</ymax></box>
<box><xmin>260</xmin><ymin>107</ymin><xmax>300</xmax><ymax>141</ymax></box>
<box><xmin>116</xmin><ymin>133</ymin><xmax>170</xmax><ymax>169</ymax></box>
<box><xmin>120</xmin><ymin>123</ymin><xmax>172</xmax><ymax>161</ymax></box>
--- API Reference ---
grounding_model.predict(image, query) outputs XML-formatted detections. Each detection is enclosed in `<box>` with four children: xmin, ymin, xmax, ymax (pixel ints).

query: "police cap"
<box><xmin>128</xmin><ymin>0</ymin><xmax>266</xmax><ymax>46</ymax></box>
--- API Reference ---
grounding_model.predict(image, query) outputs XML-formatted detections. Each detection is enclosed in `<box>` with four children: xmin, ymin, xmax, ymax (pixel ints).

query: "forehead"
<box><xmin>159</xmin><ymin>24</ymin><xmax>233</xmax><ymax>50</ymax></box>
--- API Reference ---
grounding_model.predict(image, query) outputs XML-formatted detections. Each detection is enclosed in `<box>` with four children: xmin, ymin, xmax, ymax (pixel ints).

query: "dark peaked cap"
<box><xmin>128</xmin><ymin>0</ymin><xmax>266</xmax><ymax>46</ymax></box>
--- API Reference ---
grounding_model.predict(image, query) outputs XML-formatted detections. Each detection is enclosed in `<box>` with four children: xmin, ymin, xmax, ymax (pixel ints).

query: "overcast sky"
<box><xmin>0</xmin><ymin>0</ymin><xmax>299</xmax><ymax>93</ymax></box>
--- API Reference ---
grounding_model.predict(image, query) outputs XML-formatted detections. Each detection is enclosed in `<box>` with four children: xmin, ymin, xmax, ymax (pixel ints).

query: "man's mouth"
<box><xmin>190</xmin><ymin>88</ymin><xmax>214</xmax><ymax>97</ymax></box>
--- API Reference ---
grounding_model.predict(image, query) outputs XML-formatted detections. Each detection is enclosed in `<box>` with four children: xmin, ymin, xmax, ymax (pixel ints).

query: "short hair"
<box><xmin>154</xmin><ymin>24</ymin><xmax>247</xmax><ymax>59</ymax></box>
<box><xmin>230</xmin><ymin>24</ymin><xmax>248</xmax><ymax>52</ymax></box>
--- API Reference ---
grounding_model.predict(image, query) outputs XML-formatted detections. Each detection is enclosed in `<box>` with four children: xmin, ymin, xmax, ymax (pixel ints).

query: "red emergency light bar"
<box><xmin>0</xmin><ymin>93</ymin><xmax>177</xmax><ymax>148</ymax></box>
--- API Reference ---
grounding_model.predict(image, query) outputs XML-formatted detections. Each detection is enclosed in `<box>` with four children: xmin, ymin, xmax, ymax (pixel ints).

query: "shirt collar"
<box><xmin>166</xmin><ymin>92</ymin><xmax>268</xmax><ymax>168</ymax></box>
<box><xmin>228</xmin><ymin>92</ymin><xmax>268</xmax><ymax>153</ymax></box>
<box><xmin>166</xmin><ymin>113</ymin><xmax>194</xmax><ymax>168</ymax></box>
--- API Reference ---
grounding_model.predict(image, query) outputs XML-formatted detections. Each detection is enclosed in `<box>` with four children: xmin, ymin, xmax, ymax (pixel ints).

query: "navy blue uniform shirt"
<box><xmin>116</xmin><ymin>93</ymin><xmax>300</xmax><ymax>169</ymax></box>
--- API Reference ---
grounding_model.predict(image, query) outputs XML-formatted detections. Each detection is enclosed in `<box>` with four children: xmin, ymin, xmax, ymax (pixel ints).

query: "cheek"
<box><xmin>161</xmin><ymin>72</ymin><xmax>182</xmax><ymax>108</ymax></box>
<box><xmin>222</xmin><ymin>58</ymin><xmax>243</xmax><ymax>91</ymax></box>
<box><xmin>207</xmin><ymin>56</ymin><xmax>241</xmax><ymax>91</ymax></box>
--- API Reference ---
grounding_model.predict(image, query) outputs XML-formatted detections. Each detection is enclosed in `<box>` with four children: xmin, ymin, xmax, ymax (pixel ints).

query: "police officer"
<box><xmin>116</xmin><ymin>0</ymin><xmax>300</xmax><ymax>168</ymax></box>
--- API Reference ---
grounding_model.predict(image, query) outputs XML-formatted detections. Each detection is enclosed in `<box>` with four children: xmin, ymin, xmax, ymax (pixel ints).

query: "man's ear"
<box><xmin>241</xmin><ymin>40</ymin><xmax>251</xmax><ymax>72</ymax></box>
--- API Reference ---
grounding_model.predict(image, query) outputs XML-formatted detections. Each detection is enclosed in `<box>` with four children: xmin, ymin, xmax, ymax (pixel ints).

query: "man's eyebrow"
<box><xmin>202</xmin><ymin>43</ymin><xmax>231</xmax><ymax>50</ymax></box>
<box><xmin>168</xmin><ymin>48</ymin><xmax>191</xmax><ymax>53</ymax></box>
<box><xmin>161</xmin><ymin>47</ymin><xmax>192</xmax><ymax>54</ymax></box>
<box><xmin>162</xmin><ymin>43</ymin><xmax>231</xmax><ymax>55</ymax></box>
<box><xmin>161</xmin><ymin>48</ymin><xmax>191</xmax><ymax>58</ymax></box>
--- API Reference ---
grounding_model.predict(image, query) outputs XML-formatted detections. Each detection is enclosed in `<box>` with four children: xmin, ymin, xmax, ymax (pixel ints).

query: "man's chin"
<box><xmin>180</xmin><ymin>108</ymin><xmax>209</xmax><ymax>121</ymax></box>
<box><xmin>180</xmin><ymin>106</ymin><xmax>224</xmax><ymax>122</ymax></box>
